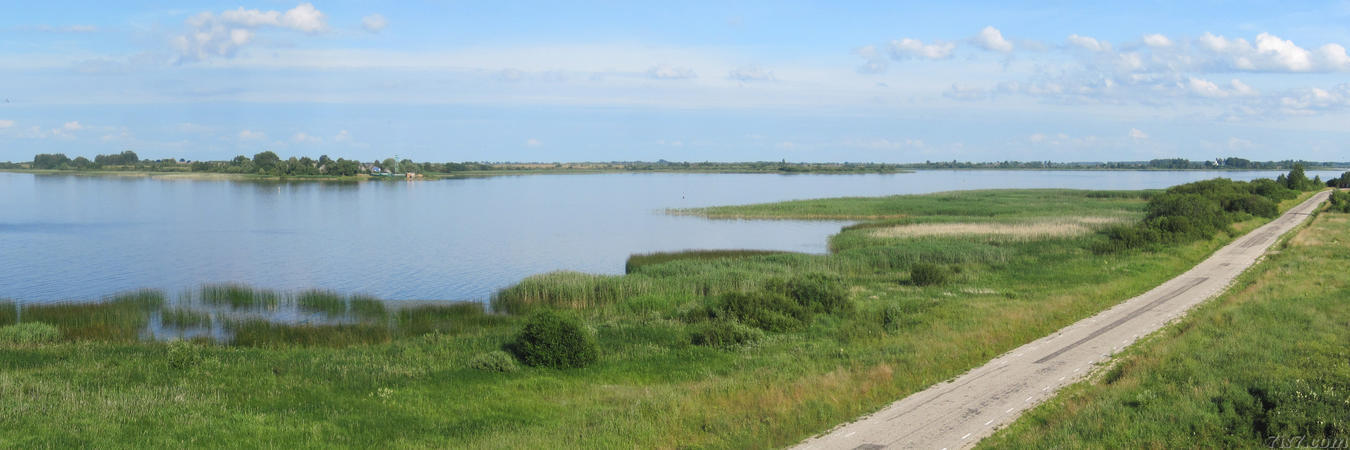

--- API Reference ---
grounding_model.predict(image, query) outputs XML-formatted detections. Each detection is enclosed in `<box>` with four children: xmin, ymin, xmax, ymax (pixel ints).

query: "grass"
<box><xmin>297</xmin><ymin>290</ymin><xmax>347</xmax><ymax>316</ymax></box>
<box><xmin>626</xmin><ymin>249</ymin><xmax>791</xmax><ymax>274</ymax></box>
<box><xmin>0</xmin><ymin>186</ymin><xmax>1323</xmax><ymax>448</ymax></box>
<box><xmin>200</xmin><ymin>284</ymin><xmax>281</xmax><ymax>310</ymax></box>
<box><xmin>674</xmin><ymin>189</ymin><xmax>1151</xmax><ymax>220</ymax></box>
<box><xmin>160</xmin><ymin>308</ymin><xmax>213</xmax><ymax>328</ymax></box>
<box><xmin>18</xmin><ymin>289</ymin><xmax>164</xmax><ymax>341</ymax></box>
<box><xmin>981</xmin><ymin>206</ymin><xmax>1349</xmax><ymax>449</ymax></box>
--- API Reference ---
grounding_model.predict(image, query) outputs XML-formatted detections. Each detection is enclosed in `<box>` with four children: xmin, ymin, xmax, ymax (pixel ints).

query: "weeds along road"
<box><xmin>796</xmin><ymin>190</ymin><xmax>1332</xmax><ymax>450</ymax></box>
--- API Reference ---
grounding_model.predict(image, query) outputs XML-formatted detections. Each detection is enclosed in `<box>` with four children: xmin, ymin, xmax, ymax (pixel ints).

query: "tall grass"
<box><xmin>20</xmin><ymin>289</ymin><xmax>164</xmax><ymax>341</ymax></box>
<box><xmin>200</xmin><ymin>283</ymin><xmax>281</xmax><ymax>309</ymax></box>
<box><xmin>160</xmin><ymin>308</ymin><xmax>212</xmax><ymax>328</ymax></box>
<box><xmin>626</xmin><ymin>249</ymin><xmax>790</xmax><ymax>274</ymax></box>
<box><xmin>297</xmin><ymin>289</ymin><xmax>346</xmax><ymax>316</ymax></box>
<box><xmin>0</xmin><ymin>301</ymin><xmax>15</xmax><ymax>326</ymax></box>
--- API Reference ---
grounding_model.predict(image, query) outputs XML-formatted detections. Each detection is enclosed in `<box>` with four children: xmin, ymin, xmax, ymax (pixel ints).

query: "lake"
<box><xmin>1</xmin><ymin>169</ymin><xmax>1342</xmax><ymax>303</ymax></box>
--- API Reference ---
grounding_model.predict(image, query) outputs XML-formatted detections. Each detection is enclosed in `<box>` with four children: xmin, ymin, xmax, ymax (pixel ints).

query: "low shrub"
<box><xmin>715</xmin><ymin>291</ymin><xmax>809</xmax><ymax>332</ymax></box>
<box><xmin>507</xmin><ymin>310</ymin><xmax>599</xmax><ymax>369</ymax></box>
<box><xmin>689</xmin><ymin>320</ymin><xmax>764</xmax><ymax>349</ymax></box>
<box><xmin>468</xmin><ymin>350</ymin><xmax>521</xmax><ymax>373</ymax></box>
<box><xmin>766</xmin><ymin>273</ymin><xmax>853</xmax><ymax>314</ymax></box>
<box><xmin>910</xmin><ymin>263</ymin><xmax>949</xmax><ymax>286</ymax></box>
<box><xmin>1329</xmin><ymin>190</ymin><xmax>1350</xmax><ymax>213</ymax></box>
<box><xmin>0</xmin><ymin>322</ymin><xmax>61</xmax><ymax>345</ymax></box>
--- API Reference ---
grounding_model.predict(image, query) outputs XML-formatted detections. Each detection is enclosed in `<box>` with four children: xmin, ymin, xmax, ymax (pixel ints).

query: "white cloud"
<box><xmin>173</xmin><ymin>3</ymin><xmax>328</xmax><ymax>63</ymax></box>
<box><xmin>1129</xmin><ymin>128</ymin><xmax>1149</xmax><ymax>140</ymax></box>
<box><xmin>1186</xmin><ymin>77</ymin><xmax>1227</xmax><ymax>98</ymax></box>
<box><xmin>889</xmin><ymin>38</ymin><xmax>956</xmax><ymax>60</ymax></box>
<box><xmin>854</xmin><ymin>45</ymin><xmax>889</xmax><ymax>73</ymax></box>
<box><xmin>972</xmin><ymin>26</ymin><xmax>1014</xmax><ymax>52</ymax></box>
<box><xmin>525</xmin><ymin>138</ymin><xmax>542</xmax><ymax>147</ymax></box>
<box><xmin>239</xmin><ymin>129</ymin><xmax>266</xmax><ymax>140</ymax></box>
<box><xmin>646</xmin><ymin>64</ymin><xmax>697</xmax><ymax>79</ymax></box>
<box><xmin>943</xmin><ymin>83</ymin><xmax>987</xmax><ymax>100</ymax></box>
<box><xmin>1142</xmin><ymin>34</ymin><xmax>1172</xmax><ymax>48</ymax></box>
<box><xmin>362</xmin><ymin>14</ymin><xmax>388</xmax><ymax>33</ymax></box>
<box><xmin>334</xmin><ymin>130</ymin><xmax>351</xmax><ymax>142</ymax></box>
<box><xmin>727</xmin><ymin>65</ymin><xmax>775</xmax><ymax>82</ymax></box>
<box><xmin>0</xmin><ymin>119</ymin><xmax>14</xmax><ymax>129</ymax></box>
<box><xmin>1067</xmin><ymin>34</ymin><xmax>1108</xmax><ymax>52</ymax></box>
<box><xmin>63</xmin><ymin>121</ymin><xmax>82</xmax><ymax>131</ymax></box>
<box><xmin>292</xmin><ymin>132</ymin><xmax>320</xmax><ymax>143</ymax></box>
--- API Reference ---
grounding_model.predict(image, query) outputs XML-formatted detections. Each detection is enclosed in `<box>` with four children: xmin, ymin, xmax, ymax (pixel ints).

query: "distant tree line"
<box><xmin>9</xmin><ymin>152</ymin><xmax>1349</xmax><ymax>177</ymax></box>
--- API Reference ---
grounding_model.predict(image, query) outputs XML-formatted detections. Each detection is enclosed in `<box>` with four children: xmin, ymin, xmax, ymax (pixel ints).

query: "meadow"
<box><xmin>0</xmin><ymin>185</ymin><xmax>1321</xmax><ymax>447</ymax></box>
<box><xmin>981</xmin><ymin>204</ymin><xmax>1350</xmax><ymax>448</ymax></box>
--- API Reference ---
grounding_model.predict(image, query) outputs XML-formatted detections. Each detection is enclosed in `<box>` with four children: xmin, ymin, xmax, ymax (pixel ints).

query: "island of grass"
<box><xmin>980</xmin><ymin>204</ymin><xmax>1350</xmax><ymax>449</ymax></box>
<box><xmin>0</xmin><ymin>176</ymin><xmax>1327</xmax><ymax>447</ymax></box>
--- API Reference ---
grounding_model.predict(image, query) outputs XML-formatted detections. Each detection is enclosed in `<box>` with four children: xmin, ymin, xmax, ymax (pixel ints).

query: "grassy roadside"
<box><xmin>0</xmin><ymin>187</ymin><xmax>1318</xmax><ymax>447</ymax></box>
<box><xmin>981</xmin><ymin>202</ymin><xmax>1349</xmax><ymax>449</ymax></box>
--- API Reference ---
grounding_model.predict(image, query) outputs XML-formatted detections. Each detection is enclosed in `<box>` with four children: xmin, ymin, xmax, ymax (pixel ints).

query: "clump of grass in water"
<box><xmin>0</xmin><ymin>301</ymin><xmax>16</xmax><ymax>326</ymax></box>
<box><xmin>228</xmin><ymin>320</ymin><xmax>391</xmax><ymax>347</ymax></box>
<box><xmin>160</xmin><ymin>308</ymin><xmax>212</xmax><ymax>328</ymax></box>
<box><xmin>201</xmin><ymin>284</ymin><xmax>281</xmax><ymax>310</ymax></box>
<box><xmin>349</xmin><ymin>295</ymin><xmax>388</xmax><ymax>320</ymax></box>
<box><xmin>297</xmin><ymin>290</ymin><xmax>346</xmax><ymax>316</ymax></box>
<box><xmin>397</xmin><ymin>302</ymin><xmax>504</xmax><ymax>336</ymax></box>
<box><xmin>20</xmin><ymin>289</ymin><xmax>164</xmax><ymax>341</ymax></box>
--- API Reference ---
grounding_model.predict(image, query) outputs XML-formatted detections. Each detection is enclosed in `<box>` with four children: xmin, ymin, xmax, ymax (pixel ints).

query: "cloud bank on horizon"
<box><xmin>0</xmin><ymin>1</ymin><xmax>1347</xmax><ymax>163</ymax></box>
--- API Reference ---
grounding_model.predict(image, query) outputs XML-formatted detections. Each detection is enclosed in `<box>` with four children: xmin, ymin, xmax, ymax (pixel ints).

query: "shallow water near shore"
<box><xmin>1</xmin><ymin>169</ymin><xmax>1340</xmax><ymax>303</ymax></box>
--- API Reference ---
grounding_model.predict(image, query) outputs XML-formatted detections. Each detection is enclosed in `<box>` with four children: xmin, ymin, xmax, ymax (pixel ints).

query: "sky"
<box><xmin>1</xmin><ymin>1</ymin><xmax>1349</xmax><ymax>163</ymax></box>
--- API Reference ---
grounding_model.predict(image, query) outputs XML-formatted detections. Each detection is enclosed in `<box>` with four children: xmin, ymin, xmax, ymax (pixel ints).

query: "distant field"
<box><xmin>981</xmin><ymin>209</ymin><xmax>1350</xmax><ymax>448</ymax></box>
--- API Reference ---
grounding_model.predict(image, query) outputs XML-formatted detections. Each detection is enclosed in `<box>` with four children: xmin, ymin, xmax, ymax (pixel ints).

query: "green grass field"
<box><xmin>981</xmin><ymin>207</ymin><xmax>1350</xmax><ymax>449</ymax></box>
<box><xmin>0</xmin><ymin>188</ymin><xmax>1320</xmax><ymax>447</ymax></box>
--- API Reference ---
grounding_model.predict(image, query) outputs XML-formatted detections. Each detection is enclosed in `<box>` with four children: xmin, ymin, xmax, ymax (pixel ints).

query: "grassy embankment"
<box><xmin>0</xmin><ymin>187</ymin><xmax>1317</xmax><ymax>447</ymax></box>
<box><xmin>981</xmin><ymin>203</ymin><xmax>1349</xmax><ymax>449</ymax></box>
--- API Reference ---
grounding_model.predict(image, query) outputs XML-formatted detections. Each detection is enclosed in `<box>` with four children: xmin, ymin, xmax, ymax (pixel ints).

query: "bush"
<box><xmin>689</xmin><ymin>320</ymin><xmax>763</xmax><ymax>349</ymax></box>
<box><xmin>715</xmin><ymin>291</ymin><xmax>809</xmax><ymax>332</ymax></box>
<box><xmin>507</xmin><ymin>310</ymin><xmax>599</xmax><ymax>369</ymax></box>
<box><xmin>0</xmin><ymin>322</ymin><xmax>61</xmax><ymax>344</ymax></box>
<box><xmin>1329</xmin><ymin>191</ymin><xmax>1350</xmax><ymax>213</ymax></box>
<box><xmin>910</xmin><ymin>263</ymin><xmax>949</xmax><ymax>286</ymax></box>
<box><xmin>468</xmin><ymin>350</ymin><xmax>521</xmax><ymax>373</ymax></box>
<box><xmin>767</xmin><ymin>273</ymin><xmax>852</xmax><ymax>314</ymax></box>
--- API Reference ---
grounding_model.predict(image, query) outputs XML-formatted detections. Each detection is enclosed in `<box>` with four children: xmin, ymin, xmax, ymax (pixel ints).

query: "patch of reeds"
<box><xmin>626</xmin><ymin>249</ymin><xmax>791</xmax><ymax>274</ymax></box>
<box><xmin>0</xmin><ymin>301</ymin><xmax>15</xmax><ymax>326</ymax></box>
<box><xmin>160</xmin><ymin>308</ymin><xmax>212</xmax><ymax>328</ymax></box>
<box><xmin>396</xmin><ymin>302</ymin><xmax>504</xmax><ymax>336</ymax></box>
<box><xmin>297</xmin><ymin>290</ymin><xmax>346</xmax><ymax>316</ymax></box>
<box><xmin>20</xmin><ymin>289</ymin><xmax>164</xmax><ymax>341</ymax></box>
<box><xmin>200</xmin><ymin>284</ymin><xmax>281</xmax><ymax>309</ymax></box>
<box><xmin>349</xmin><ymin>294</ymin><xmax>388</xmax><ymax>320</ymax></box>
<box><xmin>227</xmin><ymin>320</ymin><xmax>391</xmax><ymax>347</ymax></box>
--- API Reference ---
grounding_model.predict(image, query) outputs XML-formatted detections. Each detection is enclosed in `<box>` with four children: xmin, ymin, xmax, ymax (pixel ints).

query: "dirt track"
<box><xmin>796</xmin><ymin>190</ymin><xmax>1331</xmax><ymax>450</ymax></box>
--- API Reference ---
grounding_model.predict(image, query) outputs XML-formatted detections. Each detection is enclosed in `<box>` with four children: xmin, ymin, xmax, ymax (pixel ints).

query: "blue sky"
<box><xmin>2</xmin><ymin>1</ymin><xmax>1349</xmax><ymax>163</ymax></box>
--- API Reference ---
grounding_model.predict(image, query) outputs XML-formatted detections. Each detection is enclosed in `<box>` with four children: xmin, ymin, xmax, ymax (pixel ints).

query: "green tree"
<box><xmin>32</xmin><ymin>153</ymin><xmax>71</xmax><ymax>169</ymax></box>
<box><xmin>252</xmin><ymin>151</ymin><xmax>281</xmax><ymax>174</ymax></box>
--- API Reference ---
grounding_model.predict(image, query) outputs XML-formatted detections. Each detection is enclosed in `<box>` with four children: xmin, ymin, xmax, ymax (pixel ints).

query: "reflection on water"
<box><xmin>1</xmin><ymin>169</ymin><xmax>1341</xmax><ymax>303</ymax></box>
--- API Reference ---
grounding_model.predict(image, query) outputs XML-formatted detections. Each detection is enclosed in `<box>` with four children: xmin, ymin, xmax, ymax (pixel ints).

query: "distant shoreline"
<box><xmin>3</xmin><ymin>166</ymin><xmax>1344</xmax><ymax>182</ymax></box>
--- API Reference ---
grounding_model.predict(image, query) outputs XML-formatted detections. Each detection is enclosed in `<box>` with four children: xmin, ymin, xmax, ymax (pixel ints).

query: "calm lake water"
<box><xmin>1</xmin><ymin>169</ymin><xmax>1342</xmax><ymax>303</ymax></box>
